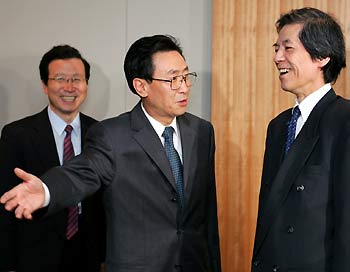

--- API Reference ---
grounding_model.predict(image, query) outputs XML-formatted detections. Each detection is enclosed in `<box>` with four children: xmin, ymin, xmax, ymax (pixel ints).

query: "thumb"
<box><xmin>14</xmin><ymin>167</ymin><xmax>34</xmax><ymax>182</ymax></box>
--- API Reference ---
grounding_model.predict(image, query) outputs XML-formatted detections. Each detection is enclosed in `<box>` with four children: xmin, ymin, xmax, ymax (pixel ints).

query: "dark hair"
<box><xmin>276</xmin><ymin>7</ymin><xmax>346</xmax><ymax>83</ymax></box>
<box><xmin>124</xmin><ymin>34</ymin><xmax>184</xmax><ymax>94</ymax></box>
<box><xmin>39</xmin><ymin>44</ymin><xmax>90</xmax><ymax>85</ymax></box>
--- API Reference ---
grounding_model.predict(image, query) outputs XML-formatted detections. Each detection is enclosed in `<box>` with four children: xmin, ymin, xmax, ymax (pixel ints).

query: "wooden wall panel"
<box><xmin>212</xmin><ymin>1</ymin><xmax>350</xmax><ymax>271</ymax></box>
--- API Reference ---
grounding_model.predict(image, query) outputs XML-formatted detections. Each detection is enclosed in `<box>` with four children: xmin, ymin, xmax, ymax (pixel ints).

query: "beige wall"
<box><xmin>212</xmin><ymin>1</ymin><xmax>350</xmax><ymax>271</ymax></box>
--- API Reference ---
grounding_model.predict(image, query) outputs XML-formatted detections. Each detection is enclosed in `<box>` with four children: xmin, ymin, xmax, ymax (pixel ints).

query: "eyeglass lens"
<box><xmin>171</xmin><ymin>74</ymin><xmax>196</xmax><ymax>89</ymax></box>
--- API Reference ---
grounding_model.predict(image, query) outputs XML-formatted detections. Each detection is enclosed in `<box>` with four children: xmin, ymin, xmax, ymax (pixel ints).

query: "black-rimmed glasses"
<box><xmin>151</xmin><ymin>72</ymin><xmax>197</xmax><ymax>90</ymax></box>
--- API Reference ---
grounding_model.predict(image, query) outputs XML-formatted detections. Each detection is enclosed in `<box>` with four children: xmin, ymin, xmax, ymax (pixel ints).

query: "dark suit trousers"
<box><xmin>60</xmin><ymin>217</ymin><xmax>101</xmax><ymax>272</ymax></box>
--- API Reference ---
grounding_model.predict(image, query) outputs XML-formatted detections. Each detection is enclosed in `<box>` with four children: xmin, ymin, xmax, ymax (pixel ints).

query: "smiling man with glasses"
<box><xmin>1</xmin><ymin>35</ymin><xmax>221</xmax><ymax>272</ymax></box>
<box><xmin>0</xmin><ymin>45</ymin><xmax>105</xmax><ymax>272</ymax></box>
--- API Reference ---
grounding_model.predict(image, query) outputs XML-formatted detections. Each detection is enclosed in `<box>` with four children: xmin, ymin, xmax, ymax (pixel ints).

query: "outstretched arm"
<box><xmin>0</xmin><ymin>168</ymin><xmax>45</xmax><ymax>220</ymax></box>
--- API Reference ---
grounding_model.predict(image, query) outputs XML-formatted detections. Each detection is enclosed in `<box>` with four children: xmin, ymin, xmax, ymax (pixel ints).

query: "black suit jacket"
<box><xmin>252</xmin><ymin>89</ymin><xmax>350</xmax><ymax>272</ymax></box>
<box><xmin>0</xmin><ymin>108</ymin><xmax>105</xmax><ymax>272</ymax></box>
<box><xmin>40</xmin><ymin>102</ymin><xmax>221</xmax><ymax>272</ymax></box>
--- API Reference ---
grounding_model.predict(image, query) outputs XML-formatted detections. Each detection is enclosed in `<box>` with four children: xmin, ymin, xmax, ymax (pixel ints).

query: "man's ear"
<box><xmin>133</xmin><ymin>78</ymin><xmax>149</xmax><ymax>98</ymax></box>
<box><xmin>42</xmin><ymin>81</ymin><xmax>49</xmax><ymax>95</ymax></box>
<box><xmin>318</xmin><ymin>56</ymin><xmax>330</xmax><ymax>68</ymax></box>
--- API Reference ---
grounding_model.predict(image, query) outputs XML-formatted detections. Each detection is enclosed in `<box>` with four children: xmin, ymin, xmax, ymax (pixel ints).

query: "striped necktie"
<box><xmin>63</xmin><ymin>125</ymin><xmax>79</xmax><ymax>240</ymax></box>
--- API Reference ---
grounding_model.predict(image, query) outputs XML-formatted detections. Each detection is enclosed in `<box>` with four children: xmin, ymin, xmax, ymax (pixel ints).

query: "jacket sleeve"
<box><xmin>207</xmin><ymin>124</ymin><xmax>221</xmax><ymax>272</ymax></box>
<box><xmin>332</xmin><ymin>118</ymin><xmax>350</xmax><ymax>271</ymax></box>
<box><xmin>42</xmin><ymin>121</ymin><xmax>115</xmax><ymax>215</ymax></box>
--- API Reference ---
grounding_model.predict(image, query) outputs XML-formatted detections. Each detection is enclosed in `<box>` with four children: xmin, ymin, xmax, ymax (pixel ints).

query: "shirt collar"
<box><xmin>141</xmin><ymin>103</ymin><xmax>178</xmax><ymax>139</ymax></box>
<box><xmin>47</xmin><ymin>106</ymin><xmax>81</xmax><ymax>136</ymax></box>
<box><xmin>294</xmin><ymin>83</ymin><xmax>331</xmax><ymax>122</ymax></box>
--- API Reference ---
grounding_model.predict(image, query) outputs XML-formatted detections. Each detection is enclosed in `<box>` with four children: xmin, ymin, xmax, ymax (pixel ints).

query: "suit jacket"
<box><xmin>0</xmin><ymin>108</ymin><xmax>105</xmax><ymax>272</ymax></box>
<box><xmin>40</xmin><ymin>101</ymin><xmax>221</xmax><ymax>272</ymax></box>
<box><xmin>252</xmin><ymin>89</ymin><xmax>350</xmax><ymax>272</ymax></box>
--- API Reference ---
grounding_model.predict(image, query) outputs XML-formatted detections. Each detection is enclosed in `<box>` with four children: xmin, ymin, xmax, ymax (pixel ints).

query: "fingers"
<box><xmin>0</xmin><ymin>167</ymin><xmax>30</xmax><ymax>205</ymax></box>
<box><xmin>23</xmin><ymin>208</ymin><xmax>33</xmax><ymax>220</ymax></box>
<box><xmin>14</xmin><ymin>204</ymin><xmax>25</xmax><ymax>219</ymax></box>
<box><xmin>12</xmin><ymin>205</ymin><xmax>32</xmax><ymax>220</ymax></box>
<box><xmin>0</xmin><ymin>188</ymin><xmax>18</xmax><ymax>207</ymax></box>
<box><xmin>2</xmin><ymin>194</ymin><xmax>18</xmax><ymax>211</ymax></box>
<box><xmin>0</xmin><ymin>167</ymin><xmax>42</xmax><ymax>220</ymax></box>
<box><xmin>2</xmin><ymin>191</ymin><xmax>34</xmax><ymax>219</ymax></box>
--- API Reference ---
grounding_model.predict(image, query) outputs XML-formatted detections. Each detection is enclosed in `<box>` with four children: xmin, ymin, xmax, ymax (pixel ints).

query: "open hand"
<box><xmin>0</xmin><ymin>167</ymin><xmax>45</xmax><ymax>219</ymax></box>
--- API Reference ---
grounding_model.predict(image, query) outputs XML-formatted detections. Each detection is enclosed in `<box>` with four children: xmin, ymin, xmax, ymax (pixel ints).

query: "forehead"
<box><xmin>276</xmin><ymin>23</ymin><xmax>303</xmax><ymax>44</ymax></box>
<box><xmin>152</xmin><ymin>51</ymin><xmax>187</xmax><ymax>74</ymax></box>
<box><xmin>48</xmin><ymin>58</ymin><xmax>85</xmax><ymax>73</ymax></box>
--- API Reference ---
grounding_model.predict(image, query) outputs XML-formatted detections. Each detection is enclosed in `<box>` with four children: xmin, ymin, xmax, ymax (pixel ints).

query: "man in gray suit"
<box><xmin>1</xmin><ymin>35</ymin><xmax>221</xmax><ymax>272</ymax></box>
<box><xmin>251</xmin><ymin>7</ymin><xmax>350</xmax><ymax>272</ymax></box>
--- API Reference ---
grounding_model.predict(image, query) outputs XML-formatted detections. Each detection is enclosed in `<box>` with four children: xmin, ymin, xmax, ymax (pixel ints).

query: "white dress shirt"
<box><xmin>141</xmin><ymin>103</ymin><xmax>183</xmax><ymax>162</ymax></box>
<box><xmin>43</xmin><ymin>106</ymin><xmax>82</xmax><ymax>209</ymax></box>
<box><xmin>294</xmin><ymin>83</ymin><xmax>331</xmax><ymax>138</ymax></box>
<box><xmin>48</xmin><ymin>106</ymin><xmax>82</xmax><ymax>165</ymax></box>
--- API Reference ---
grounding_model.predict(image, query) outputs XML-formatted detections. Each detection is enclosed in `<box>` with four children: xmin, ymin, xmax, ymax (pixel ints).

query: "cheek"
<box><xmin>79</xmin><ymin>89</ymin><xmax>88</xmax><ymax>98</ymax></box>
<box><xmin>47</xmin><ymin>90</ymin><xmax>60</xmax><ymax>99</ymax></box>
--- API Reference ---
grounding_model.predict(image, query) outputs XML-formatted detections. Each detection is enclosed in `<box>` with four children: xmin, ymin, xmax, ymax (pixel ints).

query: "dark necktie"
<box><xmin>63</xmin><ymin>125</ymin><xmax>79</xmax><ymax>240</ymax></box>
<box><xmin>284</xmin><ymin>106</ymin><xmax>301</xmax><ymax>156</ymax></box>
<box><xmin>163</xmin><ymin>127</ymin><xmax>185</xmax><ymax>208</ymax></box>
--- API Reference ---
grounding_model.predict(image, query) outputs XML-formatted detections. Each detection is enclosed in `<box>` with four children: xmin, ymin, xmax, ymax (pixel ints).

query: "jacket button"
<box><xmin>170</xmin><ymin>198</ymin><xmax>178</xmax><ymax>202</ymax></box>
<box><xmin>296</xmin><ymin>185</ymin><xmax>305</xmax><ymax>192</ymax></box>
<box><xmin>287</xmin><ymin>225</ymin><xmax>294</xmax><ymax>233</ymax></box>
<box><xmin>272</xmin><ymin>265</ymin><xmax>279</xmax><ymax>271</ymax></box>
<box><xmin>174</xmin><ymin>264</ymin><xmax>182</xmax><ymax>270</ymax></box>
<box><xmin>252</xmin><ymin>260</ymin><xmax>260</xmax><ymax>267</ymax></box>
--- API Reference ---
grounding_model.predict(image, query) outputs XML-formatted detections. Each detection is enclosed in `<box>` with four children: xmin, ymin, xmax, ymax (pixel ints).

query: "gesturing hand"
<box><xmin>0</xmin><ymin>167</ymin><xmax>45</xmax><ymax>220</ymax></box>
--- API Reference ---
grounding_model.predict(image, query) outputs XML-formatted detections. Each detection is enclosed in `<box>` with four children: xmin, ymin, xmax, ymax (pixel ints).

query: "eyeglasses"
<box><xmin>48</xmin><ymin>76</ymin><xmax>86</xmax><ymax>86</ymax></box>
<box><xmin>151</xmin><ymin>72</ymin><xmax>197</xmax><ymax>90</ymax></box>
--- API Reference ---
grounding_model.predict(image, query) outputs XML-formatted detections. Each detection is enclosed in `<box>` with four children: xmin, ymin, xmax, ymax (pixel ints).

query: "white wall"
<box><xmin>0</xmin><ymin>0</ymin><xmax>212</xmax><ymax>130</ymax></box>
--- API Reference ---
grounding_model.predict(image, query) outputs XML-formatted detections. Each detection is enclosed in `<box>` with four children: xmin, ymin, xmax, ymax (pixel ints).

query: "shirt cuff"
<box><xmin>42</xmin><ymin>182</ymin><xmax>51</xmax><ymax>207</ymax></box>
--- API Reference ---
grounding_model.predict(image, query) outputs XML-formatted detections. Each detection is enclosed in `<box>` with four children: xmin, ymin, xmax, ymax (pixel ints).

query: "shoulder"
<box><xmin>99</xmin><ymin>111</ymin><xmax>131</xmax><ymax>129</ymax></box>
<box><xmin>321</xmin><ymin>96</ymin><xmax>350</xmax><ymax>124</ymax></box>
<box><xmin>84</xmin><ymin>111</ymin><xmax>132</xmax><ymax>139</ymax></box>
<box><xmin>178</xmin><ymin>113</ymin><xmax>215</xmax><ymax>144</ymax></box>
<box><xmin>79</xmin><ymin>112</ymin><xmax>98</xmax><ymax>127</ymax></box>
<box><xmin>1</xmin><ymin>110</ymin><xmax>46</xmax><ymax>137</ymax></box>
<box><xmin>267</xmin><ymin>108</ymin><xmax>291</xmax><ymax>130</ymax></box>
<box><xmin>180</xmin><ymin>112</ymin><xmax>213</xmax><ymax>129</ymax></box>
<box><xmin>324</xmin><ymin>95</ymin><xmax>350</xmax><ymax>116</ymax></box>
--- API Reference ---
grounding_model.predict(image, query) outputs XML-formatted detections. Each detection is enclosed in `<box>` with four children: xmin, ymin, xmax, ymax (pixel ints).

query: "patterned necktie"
<box><xmin>284</xmin><ymin>106</ymin><xmax>301</xmax><ymax>156</ymax></box>
<box><xmin>162</xmin><ymin>127</ymin><xmax>185</xmax><ymax>208</ymax></box>
<box><xmin>63</xmin><ymin>125</ymin><xmax>79</xmax><ymax>240</ymax></box>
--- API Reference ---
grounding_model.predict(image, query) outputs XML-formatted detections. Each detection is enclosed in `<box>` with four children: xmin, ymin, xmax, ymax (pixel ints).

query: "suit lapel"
<box><xmin>80</xmin><ymin>113</ymin><xmax>95</xmax><ymax>148</ymax></box>
<box><xmin>178</xmin><ymin>115</ymin><xmax>197</xmax><ymax>194</ymax></box>
<box><xmin>254</xmin><ymin>89</ymin><xmax>337</xmax><ymax>257</ymax></box>
<box><xmin>131</xmin><ymin>102</ymin><xmax>177</xmax><ymax>191</ymax></box>
<box><xmin>31</xmin><ymin>108</ymin><xmax>60</xmax><ymax>169</ymax></box>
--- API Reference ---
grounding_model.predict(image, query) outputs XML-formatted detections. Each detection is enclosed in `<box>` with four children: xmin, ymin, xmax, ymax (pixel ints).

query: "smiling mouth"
<box><xmin>279</xmin><ymin>68</ymin><xmax>290</xmax><ymax>75</ymax></box>
<box><xmin>61</xmin><ymin>96</ymin><xmax>76</xmax><ymax>102</ymax></box>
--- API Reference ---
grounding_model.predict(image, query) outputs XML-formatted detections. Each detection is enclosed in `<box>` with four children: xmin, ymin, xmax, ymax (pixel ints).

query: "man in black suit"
<box><xmin>251</xmin><ymin>7</ymin><xmax>350</xmax><ymax>272</ymax></box>
<box><xmin>0</xmin><ymin>35</ymin><xmax>221</xmax><ymax>272</ymax></box>
<box><xmin>0</xmin><ymin>45</ymin><xmax>105</xmax><ymax>272</ymax></box>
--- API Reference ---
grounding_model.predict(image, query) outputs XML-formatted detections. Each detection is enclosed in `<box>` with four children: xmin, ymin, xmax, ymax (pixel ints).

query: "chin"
<box><xmin>176</xmin><ymin>109</ymin><xmax>187</xmax><ymax>116</ymax></box>
<box><xmin>280</xmin><ymin>84</ymin><xmax>293</xmax><ymax>93</ymax></box>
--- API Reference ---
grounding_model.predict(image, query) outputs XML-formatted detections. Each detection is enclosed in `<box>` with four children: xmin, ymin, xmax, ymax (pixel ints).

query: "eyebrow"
<box><xmin>166</xmin><ymin>66</ymin><xmax>189</xmax><ymax>75</ymax></box>
<box><xmin>272</xmin><ymin>39</ymin><xmax>292</xmax><ymax>47</ymax></box>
